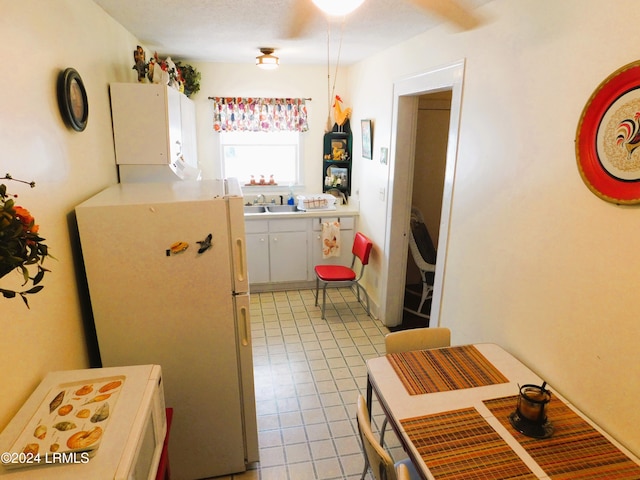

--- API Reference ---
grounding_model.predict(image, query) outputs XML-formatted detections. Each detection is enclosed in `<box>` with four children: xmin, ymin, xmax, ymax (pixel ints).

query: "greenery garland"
<box><xmin>175</xmin><ymin>61</ymin><xmax>201</xmax><ymax>98</ymax></box>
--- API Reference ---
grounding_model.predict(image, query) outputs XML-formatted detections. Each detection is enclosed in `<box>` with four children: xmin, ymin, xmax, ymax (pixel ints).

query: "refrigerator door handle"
<box><xmin>239</xmin><ymin>303</ymin><xmax>250</xmax><ymax>347</ymax></box>
<box><xmin>227</xmin><ymin>196</ymin><xmax>249</xmax><ymax>294</ymax></box>
<box><xmin>235</xmin><ymin>237</ymin><xmax>247</xmax><ymax>284</ymax></box>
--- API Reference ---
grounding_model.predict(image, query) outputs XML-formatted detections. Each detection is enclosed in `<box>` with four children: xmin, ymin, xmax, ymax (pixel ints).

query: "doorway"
<box><xmin>403</xmin><ymin>91</ymin><xmax>451</xmax><ymax>325</ymax></box>
<box><xmin>380</xmin><ymin>60</ymin><xmax>465</xmax><ymax>327</ymax></box>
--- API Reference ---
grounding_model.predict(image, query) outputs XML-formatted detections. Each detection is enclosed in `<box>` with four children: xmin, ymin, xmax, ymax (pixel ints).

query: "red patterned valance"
<box><xmin>210</xmin><ymin>97</ymin><xmax>309</xmax><ymax>133</ymax></box>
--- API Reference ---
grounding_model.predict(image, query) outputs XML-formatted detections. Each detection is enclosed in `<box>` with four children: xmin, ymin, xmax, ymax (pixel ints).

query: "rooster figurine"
<box><xmin>332</xmin><ymin>95</ymin><xmax>352</xmax><ymax>130</ymax></box>
<box><xmin>616</xmin><ymin>111</ymin><xmax>640</xmax><ymax>159</ymax></box>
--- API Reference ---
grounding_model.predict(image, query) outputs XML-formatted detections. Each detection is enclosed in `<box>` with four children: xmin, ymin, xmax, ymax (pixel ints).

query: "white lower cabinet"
<box><xmin>245</xmin><ymin>215</ymin><xmax>357</xmax><ymax>286</ymax></box>
<box><xmin>245</xmin><ymin>218</ymin><xmax>310</xmax><ymax>284</ymax></box>
<box><xmin>270</xmin><ymin>231</ymin><xmax>308</xmax><ymax>282</ymax></box>
<box><xmin>245</xmin><ymin>232</ymin><xmax>270</xmax><ymax>284</ymax></box>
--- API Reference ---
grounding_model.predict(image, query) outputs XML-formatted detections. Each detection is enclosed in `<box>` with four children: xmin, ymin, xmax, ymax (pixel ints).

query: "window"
<box><xmin>220</xmin><ymin>131</ymin><xmax>302</xmax><ymax>186</ymax></box>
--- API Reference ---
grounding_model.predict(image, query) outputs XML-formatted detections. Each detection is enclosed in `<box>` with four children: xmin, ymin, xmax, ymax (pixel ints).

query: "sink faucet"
<box><xmin>255</xmin><ymin>194</ymin><xmax>266</xmax><ymax>204</ymax></box>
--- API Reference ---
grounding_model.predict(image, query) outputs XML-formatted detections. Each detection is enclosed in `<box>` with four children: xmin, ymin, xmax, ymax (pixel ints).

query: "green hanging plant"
<box><xmin>175</xmin><ymin>61</ymin><xmax>201</xmax><ymax>98</ymax></box>
<box><xmin>0</xmin><ymin>174</ymin><xmax>52</xmax><ymax>308</ymax></box>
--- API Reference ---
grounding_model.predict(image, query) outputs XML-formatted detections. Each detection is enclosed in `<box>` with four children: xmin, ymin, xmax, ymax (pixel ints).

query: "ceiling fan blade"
<box><xmin>408</xmin><ymin>0</ymin><xmax>483</xmax><ymax>30</ymax></box>
<box><xmin>284</xmin><ymin>0</ymin><xmax>317</xmax><ymax>38</ymax></box>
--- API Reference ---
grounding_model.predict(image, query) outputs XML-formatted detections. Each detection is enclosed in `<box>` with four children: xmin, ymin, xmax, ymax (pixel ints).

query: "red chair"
<box><xmin>314</xmin><ymin>232</ymin><xmax>373</xmax><ymax>319</ymax></box>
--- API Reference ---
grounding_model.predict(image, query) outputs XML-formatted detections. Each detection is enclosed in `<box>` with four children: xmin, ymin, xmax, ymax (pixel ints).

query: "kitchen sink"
<box><xmin>266</xmin><ymin>205</ymin><xmax>299</xmax><ymax>213</ymax></box>
<box><xmin>243</xmin><ymin>205</ymin><xmax>267</xmax><ymax>214</ymax></box>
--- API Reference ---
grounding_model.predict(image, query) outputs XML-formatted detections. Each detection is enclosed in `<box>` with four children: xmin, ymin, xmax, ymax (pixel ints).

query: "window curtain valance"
<box><xmin>210</xmin><ymin>97</ymin><xmax>309</xmax><ymax>133</ymax></box>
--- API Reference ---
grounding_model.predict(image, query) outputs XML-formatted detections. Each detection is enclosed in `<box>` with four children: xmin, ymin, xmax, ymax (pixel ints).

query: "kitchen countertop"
<box><xmin>243</xmin><ymin>203</ymin><xmax>359</xmax><ymax>219</ymax></box>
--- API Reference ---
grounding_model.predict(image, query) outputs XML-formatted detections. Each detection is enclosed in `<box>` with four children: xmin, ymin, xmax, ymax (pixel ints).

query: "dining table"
<box><xmin>366</xmin><ymin>343</ymin><xmax>640</xmax><ymax>480</ymax></box>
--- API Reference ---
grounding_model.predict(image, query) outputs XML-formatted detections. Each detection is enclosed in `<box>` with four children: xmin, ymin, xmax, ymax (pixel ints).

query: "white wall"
<box><xmin>347</xmin><ymin>0</ymin><xmax>640</xmax><ymax>455</ymax></box>
<box><xmin>0</xmin><ymin>0</ymin><xmax>138</xmax><ymax>430</ymax></box>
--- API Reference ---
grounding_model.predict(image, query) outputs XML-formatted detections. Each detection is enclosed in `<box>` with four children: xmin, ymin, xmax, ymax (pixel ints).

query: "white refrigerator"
<box><xmin>75</xmin><ymin>180</ymin><xmax>258</xmax><ymax>479</ymax></box>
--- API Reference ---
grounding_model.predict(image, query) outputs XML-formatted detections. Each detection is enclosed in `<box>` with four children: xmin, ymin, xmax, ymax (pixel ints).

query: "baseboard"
<box><xmin>249</xmin><ymin>281</ymin><xmax>317</xmax><ymax>293</ymax></box>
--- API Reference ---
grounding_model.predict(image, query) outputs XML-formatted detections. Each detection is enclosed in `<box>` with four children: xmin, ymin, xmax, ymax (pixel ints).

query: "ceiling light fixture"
<box><xmin>312</xmin><ymin>0</ymin><xmax>365</xmax><ymax>17</ymax></box>
<box><xmin>256</xmin><ymin>48</ymin><xmax>279</xmax><ymax>70</ymax></box>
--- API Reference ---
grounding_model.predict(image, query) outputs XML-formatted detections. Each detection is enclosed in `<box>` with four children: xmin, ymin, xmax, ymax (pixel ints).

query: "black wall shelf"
<box><xmin>323</xmin><ymin>131</ymin><xmax>352</xmax><ymax>197</ymax></box>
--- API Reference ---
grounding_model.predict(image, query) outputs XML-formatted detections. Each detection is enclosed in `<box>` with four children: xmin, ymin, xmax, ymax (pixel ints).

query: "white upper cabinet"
<box><xmin>110</xmin><ymin>83</ymin><xmax>197</xmax><ymax>167</ymax></box>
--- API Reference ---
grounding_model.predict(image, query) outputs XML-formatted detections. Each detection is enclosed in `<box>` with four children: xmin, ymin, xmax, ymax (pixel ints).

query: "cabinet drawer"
<box><xmin>312</xmin><ymin>216</ymin><xmax>354</xmax><ymax>231</ymax></box>
<box><xmin>244</xmin><ymin>220</ymin><xmax>269</xmax><ymax>233</ymax></box>
<box><xmin>269</xmin><ymin>218</ymin><xmax>309</xmax><ymax>232</ymax></box>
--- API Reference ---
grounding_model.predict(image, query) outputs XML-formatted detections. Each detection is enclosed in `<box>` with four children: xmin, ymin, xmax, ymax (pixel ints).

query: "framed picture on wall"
<box><xmin>380</xmin><ymin>147</ymin><xmax>388</xmax><ymax>165</ymax></box>
<box><xmin>325</xmin><ymin>165</ymin><xmax>349</xmax><ymax>189</ymax></box>
<box><xmin>57</xmin><ymin>68</ymin><xmax>88</xmax><ymax>132</ymax></box>
<box><xmin>361</xmin><ymin>120</ymin><xmax>372</xmax><ymax>159</ymax></box>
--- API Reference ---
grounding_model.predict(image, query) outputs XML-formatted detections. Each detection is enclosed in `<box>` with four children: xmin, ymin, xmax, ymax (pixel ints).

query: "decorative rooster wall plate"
<box><xmin>576</xmin><ymin>61</ymin><xmax>640</xmax><ymax>204</ymax></box>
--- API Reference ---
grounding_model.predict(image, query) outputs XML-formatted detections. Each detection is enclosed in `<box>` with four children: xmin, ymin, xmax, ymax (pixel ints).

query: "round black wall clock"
<box><xmin>57</xmin><ymin>68</ymin><xmax>88</xmax><ymax>132</ymax></box>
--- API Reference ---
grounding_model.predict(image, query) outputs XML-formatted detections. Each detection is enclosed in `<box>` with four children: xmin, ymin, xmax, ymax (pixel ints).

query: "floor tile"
<box><xmin>282</xmin><ymin>426</ymin><xmax>307</xmax><ymax>445</ymax></box>
<box><xmin>310</xmin><ymin>439</ymin><xmax>336</xmax><ymax>460</ymax></box>
<box><xmin>287</xmin><ymin>461</ymin><xmax>316</xmax><ymax>480</ymax></box>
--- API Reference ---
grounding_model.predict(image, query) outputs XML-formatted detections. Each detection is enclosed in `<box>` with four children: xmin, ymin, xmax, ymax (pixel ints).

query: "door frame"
<box><xmin>380</xmin><ymin>59</ymin><xmax>465</xmax><ymax>326</ymax></box>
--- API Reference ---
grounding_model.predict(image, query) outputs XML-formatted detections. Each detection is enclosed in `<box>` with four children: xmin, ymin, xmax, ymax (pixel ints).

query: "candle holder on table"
<box><xmin>508</xmin><ymin>382</ymin><xmax>554</xmax><ymax>439</ymax></box>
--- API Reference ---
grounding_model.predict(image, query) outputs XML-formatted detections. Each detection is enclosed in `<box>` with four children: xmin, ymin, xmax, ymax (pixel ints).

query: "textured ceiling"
<box><xmin>92</xmin><ymin>0</ymin><xmax>492</xmax><ymax>66</ymax></box>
